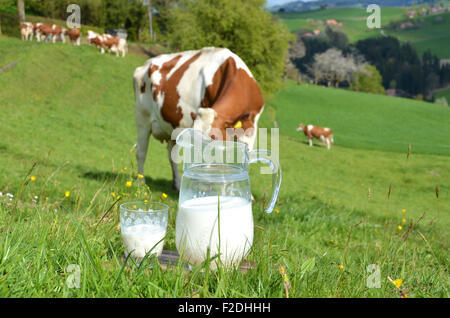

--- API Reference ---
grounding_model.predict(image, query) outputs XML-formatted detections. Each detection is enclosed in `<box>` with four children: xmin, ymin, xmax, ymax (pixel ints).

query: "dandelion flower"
<box><xmin>144</xmin><ymin>199</ymin><xmax>148</xmax><ymax>203</ymax></box>
<box><xmin>65</xmin><ymin>191</ymin><xmax>70</xmax><ymax>198</ymax></box>
<box><xmin>30</xmin><ymin>176</ymin><xmax>36</xmax><ymax>181</ymax></box>
<box><xmin>279</xmin><ymin>266</ymin><xmax>285</xmax><ymax>275</ymax></box>
<box><xmin>161</xmin><ymin>193</ymin><xmax>168</xmax><ymax>199</ymax></box>
<box><xmin>398</xmin><ymin>225</ymin><xmax>402</xmax><ymax>230</ymax></box>
<box><xmin>138</xmin><ymin>174</ymin><xmax>144</xmax><ymax>179</ymax></box>
<box><xmin>274</xmin><ymin>208</ymin><xmax>280</xmax><ymax>214</ymax></box>
<box><xmin>338</xmin><ymin>265</ymin><xmax>344</xmax><ymax>270</ymax></box>
<box><xmin>402</xmin><ymin>209</ymin><xmax>406</xmax><ymax>213</ymax></box>
<box><xmin>126</xmin><ymin>181</ymin><xmax>132</xmax><ymax>187</ymax></box>
<box><xmin>123</xmin><ymin>167</ymin><xmax>127</xmax><ymax>171</ymax></box>
<box><xmin>393</xmin><ymin>279</ymin><xmax>402</xmax><ymax>288</ymax></box>
<box><xmin>111</xmin><ymin>192</ymin><xmax>116</xmax><ymax>197</ymax></box>
<box><xmin>402</xmin><ymin>218</ymin><xmax>406</xmax><ymax>223</ymax></box>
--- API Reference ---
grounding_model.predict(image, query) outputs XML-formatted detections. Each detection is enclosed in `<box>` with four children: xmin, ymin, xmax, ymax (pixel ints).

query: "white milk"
<box><xmin>176</xmin><ymin>196</ymin><xmax>253</xmax><ymax>268</ymax></box>
<box><xmin>121</xmin><ymin>224</ymin><xmax>166</xmax><ymax>259</ymax></box>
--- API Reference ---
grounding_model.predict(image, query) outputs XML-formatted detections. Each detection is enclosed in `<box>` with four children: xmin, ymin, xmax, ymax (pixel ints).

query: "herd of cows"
<box><xmin>20</xmin><ymin>22</ymin><xmax>127</xmax><ymax>57</ymax></box>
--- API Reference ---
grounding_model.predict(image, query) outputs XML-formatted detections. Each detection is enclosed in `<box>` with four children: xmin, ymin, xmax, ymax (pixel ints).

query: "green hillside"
<box><xmin>266</xmin><ymin>82</ymin><xmax>450</xmax><ymax>156</ymax></box>
<box><xmin>277</xmin><ymin>7</ymin><xmax>404</xmax><ymax>42</ymax></box>
<box><xmin>277</xmin><ymin>8</ymin><xmax>450</xmax><ymax>58</ymax></box>
<box><xmin>0</xmin><ymin>36</ymin><xmax>448</xmax><ymax>297</ymax></box>
<box><xmin>385</xmin><ymin>12</ymin><xmax>450</xmax><ymax>58</ymax></box>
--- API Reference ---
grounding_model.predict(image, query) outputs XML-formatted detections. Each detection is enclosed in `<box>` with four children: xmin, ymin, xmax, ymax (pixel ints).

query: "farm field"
<box><xmin>0</xmin><ymin>36</ymin><xmax>448</xmax><ymax>297</ymax></box>
<box><xmin>277</xmin><ymin>8</ymin><xmax>450</xmax><ymax>58</ymax></box>
<box><xmin>385</xmin><ymin>12</ymin><xmax>450</xmax><ymax>58</ymax></box>
<box><xmin>277</xmin><ymin>7</ymin><xmax>405</xmax><ymax>42</ymax></box>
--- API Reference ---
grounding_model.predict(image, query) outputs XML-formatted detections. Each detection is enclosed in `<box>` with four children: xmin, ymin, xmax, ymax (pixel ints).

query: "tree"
<box><xmin>165</xmin><ymin>0</ymin><xmax>292</xmax><ymax>95</ymax></box>
<box><xmin>351</xmin><ymin>65</ymin><xmax>385</xmax><ymax>95</ymax></box>
<box><xmin>17</xmin><ymin>0</ymin><xmax>25</xmax><ymax>22</ymax></box>
<box><xmin>309</xmin><ymin>48</ymin><xmax>365</xmax><ymax>88</ymax></box>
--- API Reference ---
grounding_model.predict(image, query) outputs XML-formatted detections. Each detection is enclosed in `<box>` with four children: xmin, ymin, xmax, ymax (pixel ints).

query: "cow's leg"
<box><xmin>326</xmin><ymin>137</ymin><xmax>331</xmax><ymax>150</ymax></box>
<box><xmin>309</xmin><ymin>138</ymin><xmax>313</xmax><ymax>147</ymax></box>
<box><xmin>136</xmin><ymin>116</ymin><xmax>151</xmax><ymax>184</ymax></box>
<box><xmin>167</xmin><ymin>140</ymin><xmax>181</xmax><ymax>191</ymax></box>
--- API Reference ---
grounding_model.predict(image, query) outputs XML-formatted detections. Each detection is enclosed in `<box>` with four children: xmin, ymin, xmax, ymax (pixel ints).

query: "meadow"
<box><xmin>277</xmin><ymin>8</ymin><xmax>450</xmax><ymax>58</ymax></box>
<box><xmin>0</xmin><ymin>36</ymin><xmax>448</xmax><ymax>297</ymax></box>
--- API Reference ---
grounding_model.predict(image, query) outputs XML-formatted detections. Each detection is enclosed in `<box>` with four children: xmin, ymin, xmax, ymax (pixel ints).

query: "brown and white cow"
<box><xmin>35</xmin><ymin>24</ymin><xmax>66</xmax><ymax>43</ymax></box>
<box><xmin>101</xmin><ymin>34</ymin><xmax>127</xmax><ymax>57</ymax></box>
<box><xmin>86</xmin><ymin>30</ymin><xmax>104</xmax><ymax>51</ymax></box>
<box><xmin>20</xmin><ymin>22</ymin><xmax>33</xmax><ymax>41</ymax></box>
<box><xmin>297</xmin><ymin>124</ymin><xmax>334</xmax><ymax>149</ymax></box>
<box><xmin>67</xmin><ymin>28</ymin><xmax>81</xmax><ymax>46</ymax></box>
<box><xmin>133</xmin><ymin>47</ymin><xmax>265</xmax><ymax>190</ymax></box>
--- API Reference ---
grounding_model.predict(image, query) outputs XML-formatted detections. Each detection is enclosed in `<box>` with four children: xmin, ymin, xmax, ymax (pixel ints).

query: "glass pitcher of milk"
<box><xmin>174</xmin><ymin>128</ymin><xmax>281</xmax><ymax>268</ymax></box>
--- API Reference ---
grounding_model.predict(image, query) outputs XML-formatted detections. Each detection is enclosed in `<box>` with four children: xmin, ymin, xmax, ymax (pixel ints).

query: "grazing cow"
<box><xmin>35</xmin><ymin>24</ymin><xmax>65</xmax><ymax>43</ymax></box>
<box><xmin>133</xmin><ymin>47</ymin><xmax>265</xmax><ymax>190</ymax></box>
<box><xmin>297</xmin><ymin>124</ymin><xmax>334</xmax><ymax>149</ymax></box>
<box><xmin>67</xmin><ymin>28</ymin><xmax>81</xmax><ymax>46</ymax></box>
<box><xmin>20</xmin><ymin>22</ymin><xmax>33</xmax><ymax>41</ymax></box>
<box><xmin>101</xmin><ymin>34</ymin><xmax>127</xmax><ymax>57</ymax></box>
<box><xmin>86</xmin><ymin>30</ymin><xmax>105</xmax><ymax>52</ymax></box>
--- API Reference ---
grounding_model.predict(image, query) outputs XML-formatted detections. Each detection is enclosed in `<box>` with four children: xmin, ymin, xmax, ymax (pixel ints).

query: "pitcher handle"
<box><xmin>248</xmin><ymin>150</ymin><xmax>282</xmax><ymax>213</ymax></box>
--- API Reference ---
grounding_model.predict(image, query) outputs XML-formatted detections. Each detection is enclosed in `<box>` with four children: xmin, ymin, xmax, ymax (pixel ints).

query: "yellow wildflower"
<box><xmin>138</xmin><ymin>174</ymin><xmax>144</xmax><ymax>179</ymax></box>
<box><xmin>402</xmin><ymin>218</ymin><xmax>406</xmax><ymax>223</ymax></box>
<box><xmin>402</xmin><ymin>209</ymin><xmax>406</xmax><ymax>213</ymax></box>
<box><xmin>338</xmin><ymin>265</ymin><xmax>344</xmax><ymax>270</ymax></box>
<box><xmin>144</xmin><ymin>199</ymin><xmax>148</xmax><ymax>203</ymax></box>
<box><xmin>398</xmin><ymin>225</ymin><xmax>402</xmax><ymax>230</ymax></box>
<box><xmin>126</xmin><ymin>181</ymin><xmax>132</xmax><ymax>187</ymax></box>
<box><xmin>30</xmin><ymin>176</ymin><xmax>36</xmax><ymax>181</ymax></box>
<box><xmin>123</xmin><ymin>167</ymin><xmax>127</xmax><ymax>171</ymax></box>
<box><xmin>279</xmin><ymin>266</ymin><xmax>285</xmax><ymax>275</ymax></box>
<box><xmin>161</xmin><ymin>193</ymin><xmax>168</xmax><ymax>199</ymax></box>
<box><xmin>111</xmin><ymin>192</ymin><xmax>116</xmax><ymax>197</ymax></box>
<box><xmin>393</xmin><ymin>279</ymin><xmax>403</xmax><ymax>288</ymax></box>
<box><xmin>65</xmin><ymin>190</ymin><xmax>70</xmax><ymax>198</ymax></box>
<box><xmin>274</xmin><ymin>208</ymin><xmax>280</xmax><ymax>214</ymax></box>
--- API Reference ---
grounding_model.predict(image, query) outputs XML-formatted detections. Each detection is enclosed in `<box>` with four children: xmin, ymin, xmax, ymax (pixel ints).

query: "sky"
<box><xmin>266</xmin><ymin>0</ymin><xmax>316</xmax><ymax>7</ymax></box>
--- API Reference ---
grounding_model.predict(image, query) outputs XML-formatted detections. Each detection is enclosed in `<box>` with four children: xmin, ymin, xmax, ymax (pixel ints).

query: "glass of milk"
<box><xmin>174</xmin><ymin>129</ymin><xmax>282</xmax><ymax>269</ymax></box>
<box><xmin>120</xmin><ymin>201</ymin><xmax>169</xmax><ymax>263</ymax></box>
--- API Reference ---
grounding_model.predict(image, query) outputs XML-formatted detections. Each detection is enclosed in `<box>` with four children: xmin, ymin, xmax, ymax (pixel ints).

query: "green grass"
<box><xmin>277</xmin><ymin>7</ymin><xmax>405</xmax><ymax>42</ymax></box>
<box><xmin>0</xmin><ymin>36</ymin><xmax>449</xmax><ymax>297</ymax></box>
<box><xmin>276</xmin><ymin>8</ymin><xmax>450</xmax><ymax>58</ymax></box>
<box><xmin>385</xmin><ymin>12</ymin><xmax>450</xmax><ymax>58</ymax></box>
<box><xmin>267</xmin><ymin>82</ymin><xmax>450</xmax><ymax>156</ymax></box>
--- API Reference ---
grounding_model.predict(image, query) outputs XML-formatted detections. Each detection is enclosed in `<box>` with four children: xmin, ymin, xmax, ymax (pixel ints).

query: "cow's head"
<box><xmin>297</xmin><ymin>124</ymin><xmax>306</xmax><ymax>132</ymax></box>
<box><xmin>193</xmin><ymin>108</ymin><xmax>256</xmax><ymax>147</ymax></box>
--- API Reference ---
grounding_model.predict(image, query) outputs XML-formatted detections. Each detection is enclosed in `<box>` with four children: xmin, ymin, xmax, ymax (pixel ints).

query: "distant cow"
<box><xmin>86</xmin><ymin>30</ymin><xmax>104</xmax><ymax>51</ymax></box>
<box><xmin>20</xmin><ymin>22</ymin><xmax>33</xmax><ymax>41</ymax></box>
<box><xmin>101</xmin><ymin>34</ymin><xmax>127</xmax><ymax>57</ymax></box>
<box><xmin>133</xmin><ymin>47</ymin><xmax>265</xmax><ymax>190</ymax></box>
<box><xmin>35</xmin><ymin>24</ymin><xmax>66</xmax><ymax>43</ymax></box>
<box><xmin>297</xmin><ymin>124</ymin><xmax>334</xmax><ymax>149</ymax></box>
<box><xmin>67</xmin><ymin>28</ymin><xmax>81</xmax><ymax>46</ymax></box>
<box><xmin>86</xmin><ymin>31</ymin><xmax>127</xmax><ymax>57</ymax></box>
